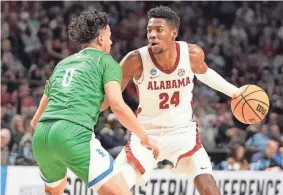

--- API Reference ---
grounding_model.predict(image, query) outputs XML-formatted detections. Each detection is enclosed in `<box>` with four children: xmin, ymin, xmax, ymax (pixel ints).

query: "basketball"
<box><xmin>231</xmin><ymin>85</ymin><xmax>270</xmax><ymax>124</ymax></box>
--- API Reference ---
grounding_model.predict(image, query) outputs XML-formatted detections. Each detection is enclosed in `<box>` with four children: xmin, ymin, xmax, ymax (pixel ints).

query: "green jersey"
<box><xmin>40</xmin><ymin>48</ymin><xmax>122</xmax><ymax>130</ymax></box>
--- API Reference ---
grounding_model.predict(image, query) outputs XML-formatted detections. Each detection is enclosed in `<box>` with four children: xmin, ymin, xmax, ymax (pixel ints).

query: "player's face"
<box><xmin>99</xmin><ymin>25</ymin><xmax>112</xmax><ymax>54</ymax></box>
<box><xmin>147</xmin><ymin>18</ymin><xmax>177</xmax><ymax>54</ymax></box>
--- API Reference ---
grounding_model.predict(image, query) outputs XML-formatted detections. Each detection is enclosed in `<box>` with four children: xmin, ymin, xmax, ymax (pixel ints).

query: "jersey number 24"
<box><xmin>159</xmin><ymin>91</ymin><xmax>180</xmax><ymax>109</ymax></box>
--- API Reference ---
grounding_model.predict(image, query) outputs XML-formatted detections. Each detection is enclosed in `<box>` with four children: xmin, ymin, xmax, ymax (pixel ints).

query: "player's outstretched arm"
<box><xmin>104</xmin><ymin>81</ymin><xmax>159</xmax><ymax>158</ymax></box>
<box><xmin>189</xmin><ymin>44</ymin><xmax>239</xmax><ymax>97</ymax></box>
<box><xmin>100</xmin><ymin>50</ymin><xmax>142</xmax><ymax>112</ymax></box>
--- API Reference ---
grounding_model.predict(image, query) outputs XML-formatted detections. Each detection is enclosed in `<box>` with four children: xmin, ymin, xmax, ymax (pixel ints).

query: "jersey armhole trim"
<box><xmin>133</xmin><ymin>71</ymin><xmax>144</xmax><ymax>84</ymax></box>
<box><xmin>183</xmin><ymin>42</ymin><xmax>196</xmax><ymax>77</ymax></box>
<box><xmin>133</xmin><ymin>50</ymin><xmax>144</xmax><ymax>84</ymax></box>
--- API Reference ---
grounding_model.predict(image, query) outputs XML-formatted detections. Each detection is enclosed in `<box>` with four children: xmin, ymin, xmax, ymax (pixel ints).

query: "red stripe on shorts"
<box><xmin>176</xmin><ymin>128</ymin><xmax>202</xmax><ymax>164</ymax></box>
<box><xmin>125</xmin><ymin>135</ymin><xmax>145</xmax><ymax>174</ymax></box>
<box><xmin>125</xmin><ymin>84</ymin><xmax>144</xmax><ymax>174</ymax></box>
<box><xmin>134</xmin><ymin>83</ymin><xmax>142</xmax><ymax>116</ymax></box>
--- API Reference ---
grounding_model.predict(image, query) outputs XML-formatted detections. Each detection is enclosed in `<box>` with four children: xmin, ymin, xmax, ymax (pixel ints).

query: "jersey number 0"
<box><xmin>62</xmin><ymin>68</ymin><xmax>75</xmax><ymax>87</ymax></box>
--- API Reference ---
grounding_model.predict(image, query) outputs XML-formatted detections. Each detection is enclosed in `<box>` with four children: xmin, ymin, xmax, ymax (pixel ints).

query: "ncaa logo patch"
<box><xmin>178</xmin><ymin>68</ymin><xmax>185</xmax><ymax>76</ymax></box>
<box><xmin>150</xmin><ymin>69</ymin><xmax>157</xmax><ymax>76</ymax></box>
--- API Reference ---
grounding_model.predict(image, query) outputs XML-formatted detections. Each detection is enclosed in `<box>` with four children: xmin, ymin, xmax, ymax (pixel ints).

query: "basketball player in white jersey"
<box><xmin>101</xmin><ymin>5</ymin><xmax>239</xmax><ymax>195</ymax></box>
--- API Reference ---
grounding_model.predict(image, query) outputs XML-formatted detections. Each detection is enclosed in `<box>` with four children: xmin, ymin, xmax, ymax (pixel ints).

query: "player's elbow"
<box><xmin>108</xmin><ymin>98</ymin><xmax>125</xmax><ymax>114</ymax></box>
<box><xmin>100</xmin><ymin>99</ymin><xmax>110</xmax><ymax>112</ymax></box>
<box><xmin>100</xmin><ymin>105</ymin><xmax>109</xmax><ymax>112</ymax></box>
<box><xmin>110</xmin><ymin>104</ymin><xmax>125</xmax><ymax>117</ymax></box>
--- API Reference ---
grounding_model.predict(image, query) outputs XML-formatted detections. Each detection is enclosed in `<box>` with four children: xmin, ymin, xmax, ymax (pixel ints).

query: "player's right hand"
<box><xmin>140</xmin><ymin>135</ymin><xmax>160</xmax><ymax>160</ymax></box>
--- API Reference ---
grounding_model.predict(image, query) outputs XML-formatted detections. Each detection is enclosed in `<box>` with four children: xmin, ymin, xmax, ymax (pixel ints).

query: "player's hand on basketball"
<box><xmin>140</xmin><ymin>135</ymin><xmax>160</xmax><ymax>160</ymax></box>
<box><xmin>231</xmin><ymin>87</ymin><xmax>243</xmax><ymax>99</ymax></box>
<box><xmin>231</xmin><ymin>85</ymin><xmax>269</xmax><ymax>124</ymax></box>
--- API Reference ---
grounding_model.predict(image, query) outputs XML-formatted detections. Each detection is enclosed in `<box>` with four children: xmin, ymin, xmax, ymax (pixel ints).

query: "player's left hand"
<box><xmin>140</xmin><ymin>135</ymin><xmax>160</xmax><ymax>160</ymax></box>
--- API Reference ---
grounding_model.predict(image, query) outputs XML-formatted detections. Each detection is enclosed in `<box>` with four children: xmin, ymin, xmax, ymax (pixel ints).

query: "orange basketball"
<box><xmin>231</xmin><ymin>85</ymin><xmax>270</xmax><ymax>124</ymax></box>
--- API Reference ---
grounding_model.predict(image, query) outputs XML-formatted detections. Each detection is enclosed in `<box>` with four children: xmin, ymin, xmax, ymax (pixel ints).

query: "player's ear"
<box><xmin>172</xmin><ymin>29</ymin><xmax>177</xmax><ymax>39</ymax></box>
<box><xmin>98</xmin><ymin>34</ymin><xmax>103</xmax><ymax>45</ymax></box>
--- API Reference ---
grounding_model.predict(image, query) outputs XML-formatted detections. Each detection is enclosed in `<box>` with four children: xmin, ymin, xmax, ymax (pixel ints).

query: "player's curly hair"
<box><xmin>68</xmin><ymin>9</ymin><xmax>109</xmax><ymax>45</ymax></box>
<box><xmin>147</xmin><ymin>5</ymin><xmax>180</xmax><ymax>30</ymax></box>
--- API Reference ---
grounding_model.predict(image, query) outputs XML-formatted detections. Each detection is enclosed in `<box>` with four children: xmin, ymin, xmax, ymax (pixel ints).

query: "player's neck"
<box><xmin>81</xmin><ymin>43</ymin><xmax>102</xmax><ymax>52</ymax></box>
<box><xmin>153</xmin><ymin>43</ymin><xmax>178</xmax><ymax>70</ymax></box>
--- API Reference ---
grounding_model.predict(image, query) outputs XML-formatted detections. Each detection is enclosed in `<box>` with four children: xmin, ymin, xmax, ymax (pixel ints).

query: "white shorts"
<box><xmin>119</xmin><ymin>126</ymin><xmax>212</xmax><ymax>184</ymax></box>
<box><xmin>87</xmin><ymin>135</ymin><xmax>120</xmax><ymax>191</ymax></box>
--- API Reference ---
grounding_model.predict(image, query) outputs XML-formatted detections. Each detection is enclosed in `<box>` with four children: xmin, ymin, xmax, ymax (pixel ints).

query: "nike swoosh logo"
<box><xmin>201</xmin><ymin>167</ymin><xmax>208</xmax><ymax>170</ymax></box>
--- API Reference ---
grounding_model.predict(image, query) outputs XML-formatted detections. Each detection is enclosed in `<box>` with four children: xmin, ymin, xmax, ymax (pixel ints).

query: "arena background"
<box><xmin>1</xmin><ymin>1</ymin><xmax>283</xmax><ymax>195</ymax></box>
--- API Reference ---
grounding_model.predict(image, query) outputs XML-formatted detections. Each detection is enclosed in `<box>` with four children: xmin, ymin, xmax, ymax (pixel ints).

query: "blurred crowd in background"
<box><xmin>1</xmin><ymin>1</ymin><xmax>283</xmax><ymax>171</ymax></box>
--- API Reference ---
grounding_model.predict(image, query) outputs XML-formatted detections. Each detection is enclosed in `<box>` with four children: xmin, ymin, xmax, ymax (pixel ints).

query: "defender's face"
<box><xmin>147</xmin><ymin>18</ymin><xmax>177</xmax><ymax>54</ymax></box>
<box><xmin>100</xmin><ymin>25</ymin><xmax>112</xmax><ymax>54</ymax></box>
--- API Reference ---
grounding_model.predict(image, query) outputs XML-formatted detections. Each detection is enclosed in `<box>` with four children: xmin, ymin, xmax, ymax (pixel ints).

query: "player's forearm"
<box><xmin>105</xmin><ymin>81</ymin><xmax>147</xmax><ymax>140</ymax></box>
<box><xmin>33</xmin><ymin>94</ymin><xmax>48</xmax><ymax>121</ymax></box>
<box><xmin>111</xmin><ymin>103</ymin><xmax>147</xmax><ymax>140</ymax></box>
<box><xmin>195</xmin><ymin>68</ymin><xmax>238</xmax><ymax>97</ymax></box>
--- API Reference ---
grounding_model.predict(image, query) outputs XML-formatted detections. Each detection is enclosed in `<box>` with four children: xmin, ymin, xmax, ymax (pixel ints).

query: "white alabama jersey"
<box><xmin>134</xmin><ymin>41</ymin><xmax>196</xmax><ymax>132</ymax></box>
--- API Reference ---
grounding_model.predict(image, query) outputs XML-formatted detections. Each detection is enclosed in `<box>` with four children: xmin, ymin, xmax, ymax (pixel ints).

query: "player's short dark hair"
<box><xmin>147</xmin><ymin>5</ymin><xmax>180</xmax><ymax>30</ymax></box>
<box><xmin>68</xmin><ymin>9</ymin><xmax>109</xmax><ymax>45</ymax></box>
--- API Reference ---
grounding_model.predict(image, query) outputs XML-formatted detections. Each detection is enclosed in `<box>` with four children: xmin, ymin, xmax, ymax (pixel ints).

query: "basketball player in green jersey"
<box><xmin>31</xmin><ymin>9</ymin><xmax>159</xmax><ymax>195</ymax></box>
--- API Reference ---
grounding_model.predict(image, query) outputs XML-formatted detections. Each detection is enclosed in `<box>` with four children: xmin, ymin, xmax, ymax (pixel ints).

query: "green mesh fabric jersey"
<box><xmin>40</xmin><ymin>48</ymin><xmax>122</xmax><ymax>130</ymax></box>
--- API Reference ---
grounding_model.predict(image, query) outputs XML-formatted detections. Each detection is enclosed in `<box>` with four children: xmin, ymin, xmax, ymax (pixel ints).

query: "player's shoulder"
<box><xmin>186</xmin><ymin>43</ymin><xmax>205</xmax><ymax>59</ymax></box>
<box><xmin>120</xmin><ymin>49</ymin><xmax>143</xmax><ymax>77</ymax></box>
<box><xmin>178</xmin><ymin>41</ymin><xmax>205</xmax><ymax>57</ymax></box>
<box><xmin>124</xmin><ymin>49</ymin><xmax>141</xmax><ymax>62</ymax></box>
<box><xmin>121</xmin><ymin>49</ymin><xmax>142</xmax><ymax>66</ymax></box>
<box><xmin>187</xmin><ymin>43</ymin><xmax>204</xmax><ymax>54</ymax></box>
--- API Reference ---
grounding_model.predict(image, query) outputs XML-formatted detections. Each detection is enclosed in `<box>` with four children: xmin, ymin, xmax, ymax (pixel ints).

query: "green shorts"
<box><xmin>32</xmin><ymin>120</ymin><xmax>117</xmax><ymax>190</ymax></box>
